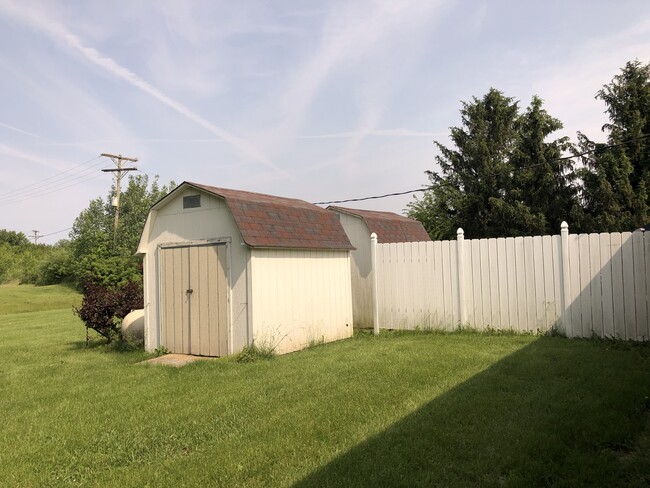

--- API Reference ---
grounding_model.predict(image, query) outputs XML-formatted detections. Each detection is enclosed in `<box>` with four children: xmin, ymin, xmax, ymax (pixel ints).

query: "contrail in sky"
<box><xmin>0</xmin><ymin>1</ymin><xmax>282</xmax><ymax>174</ymax></box>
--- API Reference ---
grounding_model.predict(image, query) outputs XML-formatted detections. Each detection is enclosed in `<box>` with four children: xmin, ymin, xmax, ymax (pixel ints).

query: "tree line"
<box><xmin>0</xmin><ymin>175</ymin><xmax>175</xmax><ymax>287</ymax></box>
<box><xmin>407</xmin><ymin>60</ymin><xmax>650</xmax><ymax>240</ymax></box>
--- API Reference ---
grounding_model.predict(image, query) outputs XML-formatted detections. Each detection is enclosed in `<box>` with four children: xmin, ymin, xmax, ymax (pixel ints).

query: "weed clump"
<box><xmin>233</xmin><ymin>342</ymin><xmax>276</xmax><ymax>363</ymax></box>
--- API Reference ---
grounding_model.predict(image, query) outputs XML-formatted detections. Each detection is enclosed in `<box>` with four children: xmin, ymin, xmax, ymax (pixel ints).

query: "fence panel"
<box><xmin>633</xmin><ymin>231</ymin><xmax>647</xmax><ymax>340</ymax></box>
<box><xmin>542</xmin><ymin>235</ymin><xmax>557</xmax><ymax>331</ymax></box>
<box><xmin>505</xmin><ymin>238</ymin><xmax>518</xmax><ymax>330</ymax></box>
<box><xmin>497</xmin><ymin>238</ymin><xmax>509</xmax><ymax>328</ymax></box>
<box><xmin>589</xmin><ymin>234</ymin><xmax>603</xmax><ymax>337</ymax></box>
<box><xmin>608</xmin><ymin>233</ymin><xmax>624</xmax><ymax>338</ymax></box>
<box><xmin>514</xmin><ymin>237</ymin><xmax>527</xmax><ymax>333</ymax></box>
<box><xmin>373</xmin><ymin>227</ymin><xmax>649</xmax><ymax>341</ymax></box>
<box><xmin>599</xmin><ymin>233</ymin><xmax>614</xmax><ymax>338</ymax></box>
<box><xmin>621</xmin><ymin>233</ymin><xmax>636</xmax><ymax>340</ymax></box>
<box><xmin>644</xmin><ymin>235</ymin><xmax>650</xmax><ymax>340</ymax></box>
<box><xmin>470</xmin><ymin>239</ymin><xmax>482</xmax><ymax>327</ymax></box>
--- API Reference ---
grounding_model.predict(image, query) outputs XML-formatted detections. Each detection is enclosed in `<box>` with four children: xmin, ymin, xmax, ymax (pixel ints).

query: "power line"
<box><xmin>0</xmin><ymin>157</ymin><xmax>107</xmax><ymax>207</ymax></box>
<box><xmin>40</xmin><ymin>227</ymin><xmax>72</xmax><ymax>238</ymax></box>
<box><xmin>314</xmin><ymin>187</ymin><xmax>431</xmax><ymax>205</ymax></box>
<box><xmin>0</xmin><ymin>156</ymin><xmax>102</xmax><ymax>200</ymax></box>
<box><xmin>557</xmin><ymin>133</ymin><xmax>650</xmax><ymax>162</ymax></box>
<box><xmin>314</xmin><ymin>133</ymin><xmax>650</xmax><ymax>206</ymax></box>
<box><xmin>21</xmin><ymin>227</ymin><xmax>73</xmax><ymax>245</ymax></box>
<box><xmin>0</xmin><ymin>165</ymin><xmax>102</xmax><ymax>205</ymax></box>
<box><xmin>0</xmin><ymin>170</ymin><xmax>105</xmax><ymax>208</ymax></box>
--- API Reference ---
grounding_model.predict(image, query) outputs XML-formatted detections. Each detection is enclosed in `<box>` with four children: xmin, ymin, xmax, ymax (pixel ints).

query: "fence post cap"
<box><xmin>561</xmin><ymin>221</ymin><xmax>569</xmax><ymax>231</ymax></box>
<box><xmin>457</xmin><ymin>227</ymin><xmax>464</xmax><ymax>237</ymax></box>
<box><xmin>370</xmin><ymin>232</ymin><xmax>378</xmax><ymax>241</ymax></box>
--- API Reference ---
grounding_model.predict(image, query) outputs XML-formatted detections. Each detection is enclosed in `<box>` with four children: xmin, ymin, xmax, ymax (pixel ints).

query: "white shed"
<box><xmin>328</xmin><ymin>206</ymin><xmax>431</xmax><ymax>328</ymax></box>
<box><xmin>137</xmin><ymin>182</ymin><xmax>355</xmax><ymax>356</ymax></box>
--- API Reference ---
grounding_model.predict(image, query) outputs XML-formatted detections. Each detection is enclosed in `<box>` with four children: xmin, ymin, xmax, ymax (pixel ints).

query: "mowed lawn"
<box><xmin>1</xmin><ymin>285</ymin><xmax>649</xmax><ymax>487</ymax></box>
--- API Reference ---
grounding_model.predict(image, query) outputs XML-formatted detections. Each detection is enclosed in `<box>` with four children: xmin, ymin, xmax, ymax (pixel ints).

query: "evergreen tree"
<box><xmin>409</xmin><ymin>89</ymin><xmax>520</xmax><ymax>239</ymax></box>
<box><xmin>508</xmin><ymin>96</ymin><xmax>581</xmax><ymax>234</ymax></box>
<box><xmin>578</xmin><ymin>60</ymin><xmax>650</xmax><ymax>231</ymax></box>
<box><xmin>598</xmin><ymin>60</ymin><xmax>650</xmax><ymax>190</ymax></box>
<box><xmin>408</xmin><ymin>89</ymin><xmax>579</xmax><ymax>239</ymax></box>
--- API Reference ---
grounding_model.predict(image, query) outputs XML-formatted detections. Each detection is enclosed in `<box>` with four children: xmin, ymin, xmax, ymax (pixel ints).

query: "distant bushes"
<box><xmin>0</xmin><ymin>238</ymin><xmax>143</xmax><ymax>289</ymax></box>
<box><xmin>0</xmin><ymin>240</ymin><xmax>75</xmax><ymax>285</ymax></box>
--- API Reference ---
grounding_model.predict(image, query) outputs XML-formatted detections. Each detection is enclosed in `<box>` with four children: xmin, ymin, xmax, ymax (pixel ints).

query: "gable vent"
<box><xmin>183</xmin><ymin>194</ymin><xmax>201</xmax><ymax>209</ymax></box>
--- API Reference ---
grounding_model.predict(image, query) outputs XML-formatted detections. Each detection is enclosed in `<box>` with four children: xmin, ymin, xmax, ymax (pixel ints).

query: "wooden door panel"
<box><xmin>159</xmin><ymin>243</ymin><xmax>228</xmax><ymax>356</ymax></box>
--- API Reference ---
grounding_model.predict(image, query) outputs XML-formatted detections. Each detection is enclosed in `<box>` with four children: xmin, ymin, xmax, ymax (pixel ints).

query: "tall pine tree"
<box><xmin>508</xmin><ymin>96</ymin><xmax>581</xmax><ymax>234</ymax></box>
<box><xmin>409</xmin><ymin>89</ymin><xmax>519</xmax><ymax>239</ymax></box>
<box><xmin>408</xmin><ymin>89</ymin><xmax>579</xmax><ymax>239</ymax></box>
<box><xmin>578</xmin><ymin>60</ymin><xmax>650</xmax><ymax>231</ymax></box>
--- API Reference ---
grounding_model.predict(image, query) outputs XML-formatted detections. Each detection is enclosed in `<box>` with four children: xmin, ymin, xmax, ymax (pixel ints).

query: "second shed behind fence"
<box><xmin>329</xmin><ymin>206</ymin><xmax>431</xmax><ymax>328</ymax></box>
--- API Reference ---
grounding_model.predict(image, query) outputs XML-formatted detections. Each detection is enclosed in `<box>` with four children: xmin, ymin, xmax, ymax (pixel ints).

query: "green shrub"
<box><xmin>36</xmin><ymin>243</ymin><xmax>75</xmax><ymax>285</ymax></box>
<box><xmin>74</xmin><ymin>280</ymin><xmax>144</xmax><ymax>342</ymax></box>
<box><xmin>75</xmin><ymin>253</ymin><xmax>142</xmax><ymax>288</ymax></box>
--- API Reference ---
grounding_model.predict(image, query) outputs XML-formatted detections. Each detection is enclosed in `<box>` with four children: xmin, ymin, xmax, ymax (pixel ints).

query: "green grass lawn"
<box><xmin>0</xmin><ymin>283</ymin><xmax>81</xmax><ymax>315</ymax></box>
<box><xmin>1</xmin><ymin>285</ymin><xmax>649</xmax><ymax>487</ymax></box>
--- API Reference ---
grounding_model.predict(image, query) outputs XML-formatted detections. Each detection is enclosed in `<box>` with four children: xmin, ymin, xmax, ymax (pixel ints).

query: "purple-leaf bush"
<box><xmin>74</xmin><ymin>280</ymin><xmax>143</xmax><ymax>342</ymax></box>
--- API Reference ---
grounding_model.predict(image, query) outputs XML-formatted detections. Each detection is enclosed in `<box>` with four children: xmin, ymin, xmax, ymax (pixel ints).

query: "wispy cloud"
<box><xmin>301</xmin><ymin>128</ymin><xmax>445</xmax><ymax>139</ymax></box>
<box><xmin>45</xmin><ymin>138</ymin><xmax>226</xmax><ymax>147</ymax></box>
<box><xmin>257</xmin><ymin>0</ymin><xmax>444</xmax><ymax>160</ymax></box>
<box><xmin>0</xmin><ymin>122</ymin><xmax>50</xmax><ymax>141</ymax></box>
<box><xmin>277</xmin><ymin>1</ymin><xmax>442</xmax><ymax>131</ymax></box>
<box><xmin>0</xmin><ymin>142</ymin><xmax>70</xmax><ymax>172</ymax></box>
<box><xmin>0</xmin><ymin>1</ymin><xmax>281</xmax><ymax>174</ymax></box>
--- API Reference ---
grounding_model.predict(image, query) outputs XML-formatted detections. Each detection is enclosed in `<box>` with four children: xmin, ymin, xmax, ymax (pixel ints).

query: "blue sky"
<box><xmin>0</xmin><ymin>0</ymin><xmax>648</xmax><ymax>244</ymax></box>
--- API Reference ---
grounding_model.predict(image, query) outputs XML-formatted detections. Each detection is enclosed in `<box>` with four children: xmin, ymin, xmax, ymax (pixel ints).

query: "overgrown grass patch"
<box><xmin>1</xmin><ymin>285</ymin><xmax>649</xmax><ymax>486</ymax></box>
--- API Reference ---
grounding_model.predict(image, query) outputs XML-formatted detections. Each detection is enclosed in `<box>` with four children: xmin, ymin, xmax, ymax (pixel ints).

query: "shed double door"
<box><xmin>160</xmin><ymin>244</ymin><xmax>228</xmax><ymax>356</ymax></box>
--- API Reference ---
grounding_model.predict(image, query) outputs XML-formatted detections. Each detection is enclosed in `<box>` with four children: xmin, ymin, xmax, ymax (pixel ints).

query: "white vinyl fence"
<box><xmin>370</xmin><ymin>223</ymin><xmax>650</xmax><ymax>341</ymax></box>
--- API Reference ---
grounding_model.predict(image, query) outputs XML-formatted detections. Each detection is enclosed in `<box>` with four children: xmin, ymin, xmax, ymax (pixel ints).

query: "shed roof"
<box><xmin>183</xmin><ymin>183</ymin><xmax>354</xmax><ymax>250</ymax></box>
<box><xmin>329</xmin><ymin>206</ymin><xmax>431</xmax><ymax>244</ymax></box>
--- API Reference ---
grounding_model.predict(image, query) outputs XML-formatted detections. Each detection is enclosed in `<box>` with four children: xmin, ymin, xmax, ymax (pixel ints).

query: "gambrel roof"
<box><xmin>143</xmin><ymin>182</ymin><xmax>354</xmax><ymax>250</ymax></box>
<box><xmin>329</xmin><ymin>206</ymin><xmax>431</xmax><ymax>243</ymax></box>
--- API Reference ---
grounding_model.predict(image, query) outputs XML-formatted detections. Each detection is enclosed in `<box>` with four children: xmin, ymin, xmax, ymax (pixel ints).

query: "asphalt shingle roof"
<box><xmin>188</xmin><ymin>182</ymin><xmax>354</xmax><ymax>250</ymax></box>
<box><xmin>329</xmin><ymin>206</ymin><xmax>431</xmax><ymax>243</ymax></box>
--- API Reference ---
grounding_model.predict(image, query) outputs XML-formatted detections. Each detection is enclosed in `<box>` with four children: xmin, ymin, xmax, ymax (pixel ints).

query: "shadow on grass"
<box><xmin>294</xmin><ymin>336</ymin><xmax>650</xmax><ymax>488</ymax></box>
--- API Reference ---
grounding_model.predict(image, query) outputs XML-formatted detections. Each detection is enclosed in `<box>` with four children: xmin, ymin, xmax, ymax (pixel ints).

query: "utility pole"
<box><xmin>100</xmin><ymin>153</ymin><xmax>138</xmax><ymax>238</ymax></box>
<box><xmin>31</xmin><ymin>230</ymin><xmax>39</xmax><ymax>245</ymax></box>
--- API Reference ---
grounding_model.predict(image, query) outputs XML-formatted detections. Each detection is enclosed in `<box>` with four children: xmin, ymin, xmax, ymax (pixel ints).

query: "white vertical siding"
<box><xmin>336</xmin><ymin>213</ymin><xmax>373</xmax><ymax>328</ymax></box>
<box><xmin>250</xmin><ymin>249</ymin><xmax>353</xmax><ymax>354</ymax></box>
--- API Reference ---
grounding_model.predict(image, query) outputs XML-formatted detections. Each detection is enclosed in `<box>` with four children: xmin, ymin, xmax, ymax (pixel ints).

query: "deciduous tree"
<box><xmin>0</xmin><ymin>229</ymin><xmax>30</xmax><ymax>247</ymax></box>
<box><xmin>69</xmin><ymin>174</ymin><xmax>175</xmax><ymax>286</ymax></box>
